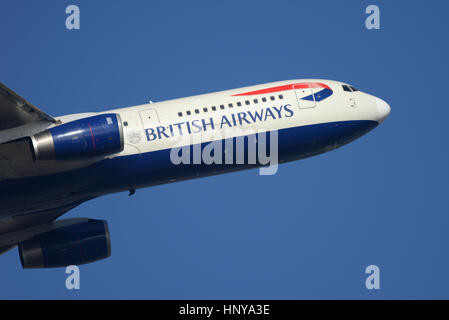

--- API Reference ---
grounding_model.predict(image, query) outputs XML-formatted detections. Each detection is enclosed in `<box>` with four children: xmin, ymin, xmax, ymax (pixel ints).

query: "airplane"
<box><xmin>0</xmin><ymin>79</ymin><xmax>390</xmax><ymax>269</ymax></box>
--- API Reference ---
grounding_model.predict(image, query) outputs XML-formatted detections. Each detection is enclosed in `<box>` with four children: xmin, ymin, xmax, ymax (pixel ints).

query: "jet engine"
<box><xmin>19</xmin><ymin>219</ymin><xmax>111</xmax><ymax>269</ymax></box>
<box><xmin>30</xmin><ymin>113</ymin><xmax>124</xmax><ymax>161</ymax></box>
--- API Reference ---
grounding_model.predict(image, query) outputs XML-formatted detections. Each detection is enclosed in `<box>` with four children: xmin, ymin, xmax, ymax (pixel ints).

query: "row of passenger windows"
<box><xmin>177</xmin><ymin>94</ymin><xmax>284</xmax><ymax>117</ymax></box>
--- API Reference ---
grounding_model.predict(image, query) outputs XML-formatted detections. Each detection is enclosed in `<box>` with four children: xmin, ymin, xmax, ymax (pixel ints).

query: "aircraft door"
<box><xmin>139</xmin><ymin>108</ymin><xmax>160</xmax><ymax>128</ymax></box>
<box><xmin>294</xmin><ymin>83</ymin><xmax>316</xmax><ymax>109</ymax></box>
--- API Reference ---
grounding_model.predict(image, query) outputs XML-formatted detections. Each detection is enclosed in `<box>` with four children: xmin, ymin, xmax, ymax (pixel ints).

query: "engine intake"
<box><xmin>31</xmin><ymin>113</ymin><xmax>124</xmax><ymax>161</ymax></box>
<box><xmin>19</xmin><ymin>219</ymin><xmax>111</xmax><ymax>269</ymax></box>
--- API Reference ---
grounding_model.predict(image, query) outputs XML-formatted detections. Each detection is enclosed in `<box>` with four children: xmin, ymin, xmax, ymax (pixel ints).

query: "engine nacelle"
<box><xmin>31</xmin><ymin>113</ymin><xmax>124</xmax><ymax>161</ymax></box>
<box><xmin>19</xmin><ymin>219</ymin><xmax>111</xmax><ymax>269</ymax></box>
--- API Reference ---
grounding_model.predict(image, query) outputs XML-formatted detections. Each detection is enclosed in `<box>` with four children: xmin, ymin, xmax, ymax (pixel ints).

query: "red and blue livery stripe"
<box><xmin>232</xmin><ymin>82</ymin><xmax>333</xmax><ymax>102</ymax></box>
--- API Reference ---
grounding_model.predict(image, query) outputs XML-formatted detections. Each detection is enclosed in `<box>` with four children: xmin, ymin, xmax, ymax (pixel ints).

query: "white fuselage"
<box><xmin>0</xmin><ymin>79</ymin><xmax>390</xmax><ymax>245</ymax></box>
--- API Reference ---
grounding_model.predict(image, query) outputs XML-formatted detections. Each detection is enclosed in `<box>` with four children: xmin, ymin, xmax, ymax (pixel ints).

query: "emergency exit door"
<box><xmin>294</xmin><ymin>83</ymin><xmax>316</xmax><ymax>109</ymax></box>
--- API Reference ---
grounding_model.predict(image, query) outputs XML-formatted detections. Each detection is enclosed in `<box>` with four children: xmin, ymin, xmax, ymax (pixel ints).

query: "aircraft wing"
<box><xmin>0</xmin><ymin>245</ymin><xmax>15</xmax><ymax>256</ymax></box>
<box><xmin>0</xmin><ymin>197</ymin><xmax>91</xmax><ymax>249</ymax></box>
<box><xmin>0</xmin><ymin>82</ymin><xmax>56</xmax><ymax>131</ymax></box>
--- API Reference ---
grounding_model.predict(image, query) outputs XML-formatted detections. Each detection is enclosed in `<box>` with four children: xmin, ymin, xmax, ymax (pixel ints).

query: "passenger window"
<box><xmin>203</xmin><ymin>107</ymin><xmax>208</xmax><ymax>112</ymax></box>
<box><xmin>270</xmin><ymin>96</ymin><xmax>275</xmax><ymax>101</ymax></box>
<box><xmin>245</xmin><ymin>100</ymin><xmax>250</xmax><ymax>105</ymax></box>
<box><xmin>220</xmin><ymin>105</ymin><xmax>225</xmax><ymax>110</ymax></box>
<box><xmin>262</xmin><ymin>97</ymin><xmax>267</xmax><ymax>102</ymax></box>
<box><xmin>186</xmin><ymin>110</ymin><xmax>191</xmax><ymax>115</ymax></box>
<box><xmin>178</xmin><ymin>112</ymin><xmax>183</xmax><ymax>117</ymax></box>
<box><xmin>279</xmin><ymin>94</ymin><xmax>283</xmax><ymax>99</ymax></box>
<box><xmin>237</xmin><ymin>102</ymin><xmax>242</xmax><ymax>107</ymax></box>
<box><xmin>228</xmin><ymin>103</ymin><xmax>233</xmax><ymax>108</ymax></box>
<box><xmin>212</xmin><ymin>106</ymin><xmax>217</xmax><ymax>111</ymax></box>
<box><xmin>253</xmin><ymin>99</ymin><xmax>258</xmax><ymax>104</ymax></box>
<box><xmin>195</xmin><ymin>109</ymin><xmax>200</xmax><ymax>114</ymax></box>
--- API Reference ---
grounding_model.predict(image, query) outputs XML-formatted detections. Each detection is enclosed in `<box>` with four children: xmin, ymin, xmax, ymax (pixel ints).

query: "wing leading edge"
<box><xmin>0</xmin><ymin>82</ymin><xmax>56</xmax><ymax>131</ymax></box>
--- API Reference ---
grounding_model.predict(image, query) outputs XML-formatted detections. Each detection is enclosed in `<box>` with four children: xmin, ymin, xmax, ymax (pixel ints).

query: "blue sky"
<box><xmin>1</xmin><ymin>0</ymin><xmax>448</xmax><ymax>299</ymax></box>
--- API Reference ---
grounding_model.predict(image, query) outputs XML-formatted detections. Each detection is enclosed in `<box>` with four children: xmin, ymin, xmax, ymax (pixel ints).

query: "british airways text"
<box><xmin>145</xmin><ymin>104</ymin><xmax>294</xmax><ymax>141</ymax></box>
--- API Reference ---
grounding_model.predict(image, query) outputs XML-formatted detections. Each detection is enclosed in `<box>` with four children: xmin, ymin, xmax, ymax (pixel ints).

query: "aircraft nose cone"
<box><xmin>375</xmin><ymin>97</ymin><xmax>391</xmax><ymax>124</ymax></box>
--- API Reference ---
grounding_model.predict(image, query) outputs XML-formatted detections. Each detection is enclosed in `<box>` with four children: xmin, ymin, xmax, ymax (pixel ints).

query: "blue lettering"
<box><xmin>273</xmin><ymin>106</ymin><xmax>283</xmax><ymax>118</ymax></box>
<box><xmin>145</xmin><ymin>105</ymin><xmax>294</xmax><ymax>143</ymax></box>
<box><xmin>231</xmin><ymin>114</ymin><xmax>237</xmax><ymax>126</ymax></box>
<box><xmin>247</xmin><ymin>109</ymin><xmax>264</xmax><ymax>122</ymax></box>
<box><xmin>173</xmin><ymin>122</ymin><xmax>184</xmax><ymax>135</ymax></box>
<box><xmin>145</xmin><ymin>128</ymin><xmax>157</xmax><ymax>141</ymax></box>
<box><xmin>157</xmin><ymin>126</ymin><xmax>170</xmax><ymax>139</ymax></box>
<box><xmin>168</xmin><ymin>124</ymin><xmax>175</xmax><ymax>137</ymax></box>
<box><xmin>237</xmin><ymin>112</ymin><xmax>251</xmax><ymax>125</ymax></box>
<box><xmin>191</xmin><ymin>120</ymin><xmax>202</xmax><ymax>133</ymax></box>
<box><xmin>264</xmin><ymin>108</ymin><xmax>276</xmax><ymax>121</ymax></box>
<box><xmin>202</xmin><ymin>117</ymin><xmax>215</xmax><ymax>131</ymax></box>
<box><xmin>284</xmin><ymin>104</ymin><xmax>294</xmax><ymax>117</ymax></box>
<box><xmin>220</xmin><ymin>115</ymin><xmax>232</xmax><ymax>128</ymax></box>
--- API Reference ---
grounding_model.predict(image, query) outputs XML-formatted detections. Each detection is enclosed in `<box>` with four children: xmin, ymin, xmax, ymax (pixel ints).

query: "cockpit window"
<box><xmin>342</xmin><ymin>85</ymin><xmax>359</xmax><ymax>92</ymax></box>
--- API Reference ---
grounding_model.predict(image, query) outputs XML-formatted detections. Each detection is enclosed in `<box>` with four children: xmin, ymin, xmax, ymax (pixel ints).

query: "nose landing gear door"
<box><xmin>294</xmin><ymin>83</ymin><xmax>316</xmax><ymax>109</ymax></box>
